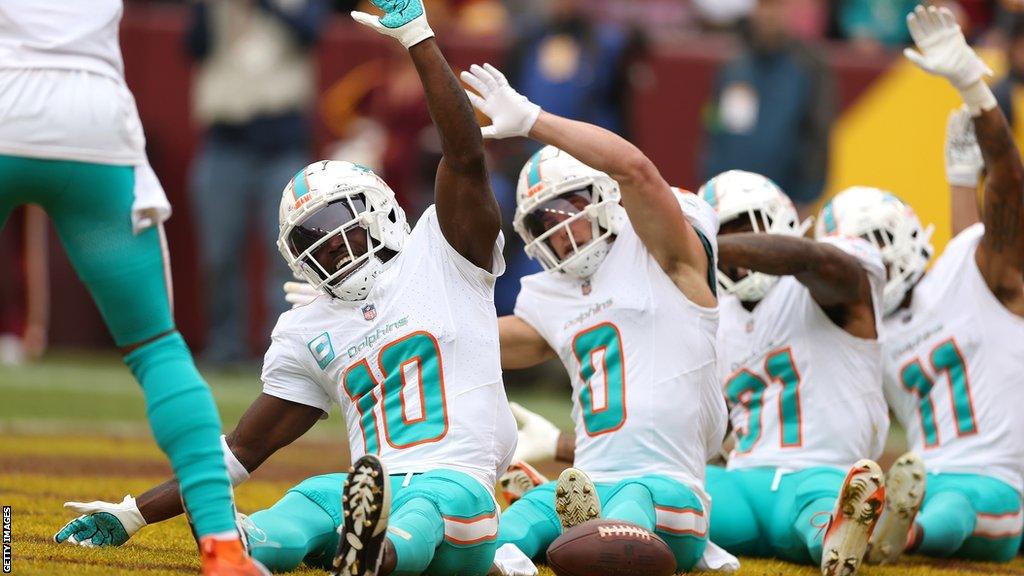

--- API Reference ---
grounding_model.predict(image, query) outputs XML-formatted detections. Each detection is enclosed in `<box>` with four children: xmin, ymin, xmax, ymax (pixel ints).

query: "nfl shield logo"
<box><xmin>581</xmin><ymin>280</ymin><xmax>592</xmax><ymax>296</ymax></box>
<box><xmin>362</xmin><ymin>304</ymin><xmax>377</xmax><ymax>321</ymax></box>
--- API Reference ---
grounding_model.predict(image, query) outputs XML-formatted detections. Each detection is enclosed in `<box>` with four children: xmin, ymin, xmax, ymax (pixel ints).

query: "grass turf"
<box><xmin>1</xmin><ymin>354</ymin><xmax>1022</xmax><ymax>575</ymax></box>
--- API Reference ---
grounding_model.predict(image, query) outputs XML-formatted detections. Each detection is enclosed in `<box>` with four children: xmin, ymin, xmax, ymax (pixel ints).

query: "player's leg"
<box><xmin>389</xmin><ymin>468</ymin><xmax>499</xmax><ymax>576</ymax></box>
<box><xmin>818</xmin><ymin>460</ymin><xmax>885</xmax><ymax>576</ymax></box>
<box><xmin>913</xmin><ymin>473</ymin><xmax>1022</xmax><ymax>562</ymax></box>
<box><xmin>778</xmin><ymin>466</ymin><xmax>848</xmax><ymax>565</ymax></box>
<box><xmin>244</xmin><ymin>474</ymin><xmax>348</xmax><ymax>572</ymax></box>
<box><xmin>866</xmin><ymin>452</ymin><xmax>926</xmax><ymax>564</ymax></box>
<box><xmin>494</xmin><ymin>482</ymin><xmax>562</xmax><ymax>561</ymax></box>
<box><xmin>705</xmin><ymin>465</ymin><xmax>765</xmax><ymax>558</ymax></box>
<box><xmin>39</xmin><ymin>158</ymin><xmax>239</xmax><ymax>541</ymax></box>
<box><xmin>188</xmin><ymin>138</ymin><xmax>250</xmax><ymax>364</ymax></box>
<box><xmin>604</xmin><ymin>475</ymin><xmax>709</xmax><ymax>572</ymax></box>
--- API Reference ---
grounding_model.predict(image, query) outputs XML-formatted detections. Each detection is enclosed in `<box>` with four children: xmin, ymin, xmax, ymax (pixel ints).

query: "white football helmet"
<box><xmin>513</xmin><ymin>146</ymin><xmax>627</xmax><ymax>279</ymax></box>
<box><xmin>277</xmin><ymin>160</ymin><xmax>410</xmax><ymax>301</ymax></box>
<box><xmin>700</xmin><ymin>170</ymin><xmax>811</xmax><ymax>302</ymax></box>
<box><xmin>815</xmin><ymin>186</ymin><xmax>934</xmax><ymax>316</ymax></box>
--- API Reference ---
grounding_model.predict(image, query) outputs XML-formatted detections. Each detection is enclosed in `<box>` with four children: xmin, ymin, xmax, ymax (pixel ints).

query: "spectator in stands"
<box><xmin>837</xmin><ymin>0</ymin><xmax>918</xmax><ymax>50</ymax></box>
<box><xmin>702</xmin><ymin>0</ymin><xmax>834</xmax><ymax>217</ymax></box>
<box><xmin>186</xmin><ymin>0</ymin><xmax>327</xmax><ymax>366</ymax></box>
<box><xmin>504</xmin><ymin>0</ymin><xmax>644</xmax><ymax>137</ymax></box>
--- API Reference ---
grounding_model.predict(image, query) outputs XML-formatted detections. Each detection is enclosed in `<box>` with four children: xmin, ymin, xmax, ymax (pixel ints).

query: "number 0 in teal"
<box><xmin>573</xmin><ymin>323</ymin><xmax>627</xmax><ymax>436</ymax></box>
<box><xmin>342</xmin><ymin>331</ymin><xmax>448</xmax><ymax>454</ymax></box>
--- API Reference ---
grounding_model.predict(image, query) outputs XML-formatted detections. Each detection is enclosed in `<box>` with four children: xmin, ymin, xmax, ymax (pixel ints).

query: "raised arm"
<box><xmin>461</xmin><ymin>64</ymin><xmax>714</xmax><ymax>307</ymax></box>
<box><xmin>945</xmin><ymin>108</ymin><xmax>984</xmax><ymax>236</ymax></box>
<box><xmin>718</xmin><ymin>233</ymin><xmax>877</xmax><ymax>338</ymax></box>
<box><xmin>353</xmin><ymin>2</ymin><xmax>499</xmax><ymax>269</ymax></box>
<box><xmin>904</xmin><ymin>5</ymin><xmax>1024</xmax><ymax>311</ymax></box>
<box><xmin>54</xmin><ymin>395</ymin><xmax>322</xmax><ymax>545</ymax></box>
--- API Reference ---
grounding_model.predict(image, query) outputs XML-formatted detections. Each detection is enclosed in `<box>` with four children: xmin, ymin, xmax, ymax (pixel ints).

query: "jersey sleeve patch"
<box><xmin>261</xmin><ymin>331</ymin><xmax>334</xmax><ymax>415</ymax></box>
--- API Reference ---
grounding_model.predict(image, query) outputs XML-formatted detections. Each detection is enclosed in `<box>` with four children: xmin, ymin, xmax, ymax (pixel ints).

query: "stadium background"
<box><xmin>2</xmin><ymin>2</ymin><xmax>1023</xmax><ymax>575</ymax></box>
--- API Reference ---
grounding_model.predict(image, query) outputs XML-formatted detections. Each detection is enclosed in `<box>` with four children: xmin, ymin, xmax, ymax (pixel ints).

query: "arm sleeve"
<box><xmin>261</xmin><ymin>332</ymin><xmax>334</xmax><ymax>414</ymax></box>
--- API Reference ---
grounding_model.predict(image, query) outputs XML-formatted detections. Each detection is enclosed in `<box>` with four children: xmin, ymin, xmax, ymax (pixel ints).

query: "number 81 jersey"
<box><xmin>882</xmin><ymin>224</ymin><xmax>1024</xmax><ymax>492</ymax></box>
<box><xmin>260</xmin><ymin>206</ymin><xmax>518</xmax><ymax>491</ymax></box>
<box><xmin>717</xmin><ymin>237</ymin><xmax>889</xmax><ymax>471</ymax></box>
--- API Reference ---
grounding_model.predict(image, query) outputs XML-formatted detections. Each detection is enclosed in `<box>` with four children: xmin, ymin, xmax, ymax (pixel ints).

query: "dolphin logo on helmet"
<box><xmin>277</xmin><ymin>160</ymin><xmax>410</xmax><ymax>301</ymax></box>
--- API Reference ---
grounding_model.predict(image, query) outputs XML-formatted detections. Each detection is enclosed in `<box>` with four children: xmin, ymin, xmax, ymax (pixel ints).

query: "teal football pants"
<box><xmin>914</xmin><ymin>472</ymin><xmax>1022</xmax><ymax>562</ymax></box>
<box><xmin>496</xmin><ymin>475</ymin><xmax>708</xmax><ymax>572</ymax></box>
<box><xmin>706</xmin><ymin>465</ymin><xmax>845</xmax><ymax>565</ymax></box>
<box><xmin>247</xmin><ymin>471</ymin><xmax>498</xmax><ymax>575</ymax></box>
<box><xmin>0</xmin><ymin>155</ymin><xmax>236</xmax><ymax>537</ymax></box>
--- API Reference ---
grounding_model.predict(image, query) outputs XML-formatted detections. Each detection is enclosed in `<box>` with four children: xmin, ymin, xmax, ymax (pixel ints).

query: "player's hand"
<box><xmin>510</xmin><ymin>402</ymin><xmax>559</xmax><ymax>463</ymax></box>
<box><xmin>351</xmin><ymin>0</ymin><xmax>434</xmax><ymax>49</ymax></box>
<box><xmin>461</xmin><ymin>64</ymin><xmax>541</xmax><ymax>140</ymax></box>
<box><xmin>904</xmin><ymin>5</ymin><xmax>991</xmax><ymax>90</ymax></box>
<box><xmin>283</xmin><ymin>281</ymin><xmax>318</xmax><ymax>308</ymax></box>
<box><xmin>946</xmin><ymin>106</ymin><xmax>984</xmax><ymax>188</ymax></box>
<box><xmin>53</xmin><ymin>495</ymin><xmax>146</xmax><ymax>547</ymax></box>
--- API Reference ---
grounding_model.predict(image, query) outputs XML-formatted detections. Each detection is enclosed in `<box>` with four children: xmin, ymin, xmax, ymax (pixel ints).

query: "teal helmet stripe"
<box><xmin>292</xmin><ymin>168</ymin><xmax>310</xmax><ymax>200</ymax></box>
<box><xmin>527</xmin><ymin>150</ymin><xmax>544</xmax><ymax>188</ymax></box>
<box><xmin>823</xmin><ymin>200</ymin><xmax>837</xmax><ymax>233</ymax></box>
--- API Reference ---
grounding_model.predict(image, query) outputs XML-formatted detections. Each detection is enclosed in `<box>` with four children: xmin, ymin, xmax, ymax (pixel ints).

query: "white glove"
<box><xmin>53</xmin><ymin>495</ymin><xmax>146</xmax><ymax>547</ymax></box>
<box><xmin>283</xmin><ymin>281</ymin><xmax>319</xmax><ymax>308</ymax></box>
<box><xmin>945</xmin><ymin>106</ymin><xmax>984</xmax><ymax>188</ymax></box>
<box><xmin>461</xmin><ymin>64</ymin><xmax>541</xmax><ymax>139</ymax></box>
<box><xmin>509</xmin><ymin>401</ymin><xmax>560</xmax><ymax>463</ymax></box>
<box><xmin>351</xmin><ymin>0</ymin><xmax>434</xmax><ymax>49</ymax></box>
<box><xmin>904</xmin><ymin>5</ymin><xmax>995</xmax><ymax>114</ymax></box>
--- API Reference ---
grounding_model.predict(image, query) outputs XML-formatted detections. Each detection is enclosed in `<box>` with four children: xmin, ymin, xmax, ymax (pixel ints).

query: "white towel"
<box><xmin>130</xmin><ymin>160</ymin><xmax>172</xmax><ymax>235</ymax></box>
<box><xmin>696</xmin><ymin>541</ymin><xmax>741</xmax><ymax>572</ymax></box>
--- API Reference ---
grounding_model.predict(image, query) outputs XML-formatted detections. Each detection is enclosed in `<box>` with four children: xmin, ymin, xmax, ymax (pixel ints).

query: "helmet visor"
<box><xmin>288</xmin><ymin>196</ymin><xmax>372</xmax><ymax>285</ymax></box>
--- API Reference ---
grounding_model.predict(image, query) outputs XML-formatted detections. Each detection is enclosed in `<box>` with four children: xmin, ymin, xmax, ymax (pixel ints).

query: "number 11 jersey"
<box><xmin>882</xmin><ymin>224</ymin><xmax>1024</xmax><ymax>493</ymax></box>
<box><xmin>260</xmin><ymin>206</ymin><xmax>518</xmax><ymax>491</ymax></box>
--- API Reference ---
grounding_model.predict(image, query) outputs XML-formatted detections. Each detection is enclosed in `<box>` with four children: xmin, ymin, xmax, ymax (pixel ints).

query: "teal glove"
<box><xmin>53</xmin><ymin>496</ymin><xmax>146</xmax><ymax>547</ymax></box>
<box><xmin>352</xmin><ymin>0</ymin><xmax>434</xmax><ymax>49</ymax></box>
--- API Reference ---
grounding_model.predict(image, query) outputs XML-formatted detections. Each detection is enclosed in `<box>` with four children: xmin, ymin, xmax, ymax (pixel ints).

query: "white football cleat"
<box><xmin>499</xmin><ymin>461</ymin><xmax>549</xmax><ymax>505</ymax></box>
<box><xmin>866</xmin><ymin>452</ymin><xmax>926</xmax><ymax>565</ymax></box>
<box><xmin>332</xmin><ymin>455</ymin><xmax>391</xmax><ymax>576</ymax></box>
<box><xmin>554</xmin><ymin>467</ymin><xmax>601</xmax><ymax>530</ymax></box>
<box><xmin>820</xmin><ymin>459</ymin><xmax>886</xmax><ymax>576</ymax></box>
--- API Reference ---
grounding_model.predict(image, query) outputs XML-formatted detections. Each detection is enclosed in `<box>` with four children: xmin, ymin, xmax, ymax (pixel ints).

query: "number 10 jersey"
<box><xmin>260</xmin><ymin>206</ymin><xmax>518</xmax><ymax>491</ymax></box>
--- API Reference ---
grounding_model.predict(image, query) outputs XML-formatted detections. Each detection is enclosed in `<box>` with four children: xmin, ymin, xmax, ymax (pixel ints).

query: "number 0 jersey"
<box><xmin>261</xmin><ymin>206</ymin><xmax>518</xmax><ymax>491</ymax></box>
<box><xmin>718</xmin><ymin>236</ymin><xmax>889</xmax><ymax>471</ymax></box>
<box><xmin>514</xmin><ymin>213</ymin><xmax>728</xmax><ymax>498</ymax></box>
<box><xmin>883</xmin><ymin>224</ymin><xmax>1024</xmax><ymax>492</ymax></box>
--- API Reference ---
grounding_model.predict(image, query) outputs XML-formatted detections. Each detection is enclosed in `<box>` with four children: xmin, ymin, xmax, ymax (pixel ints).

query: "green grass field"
<box><xmin>2</xmin><ymin>354</ymin><xmax>1022</xmax><ymax>575</ymax></box>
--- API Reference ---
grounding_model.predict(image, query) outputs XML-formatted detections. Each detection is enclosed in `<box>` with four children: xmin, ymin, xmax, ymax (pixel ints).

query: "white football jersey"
<box><xmin>0</xmin><ymin>1</ymin><xmax>124</xmax><ymax>80</ymax></box>
<box><xmin>883</xmin><ymin>224</ymin><xmax>1024</xmax><ymax>492</ymax></box>
<box><xmin>718</xmin><ymin>236</ymin><xmax>889</xmax><ymax>471</ymax></box>
<box><xmin>261</xmin><ymin>207</ymin><xmax>518</xmax><ymax>491</ymax></box>
<box><xmin>514</xmin><ymin>216</ymin><xmax>728</xmax><ymax>499</ymax></box>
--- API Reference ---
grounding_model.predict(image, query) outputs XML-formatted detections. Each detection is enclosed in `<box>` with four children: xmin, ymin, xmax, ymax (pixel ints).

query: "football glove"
<box><xmin>509</xmin><ymin>402</ymin><xmax>560</xmax><ymax>463</ymax></box>
<box><xmin>904</xmin><ymin>5</ymin><xmax>995</xmax><ymax>114</ymax></box>
<box><xmin>351</xmin><ymin>0</ymin><xmax>434</xmax><ymax>49</ymax></box>
<box><xmin>461</xmin><ymin>63</ymin><xmax>541</xmax><ymax>140</ymax></box>
<box><xmin>283</xmin><ymin>281</ymin><xmax>318</xmax><ymax>308</ymax></box>
<box><xmin>945</xmin><ymin>106</ymin><xmax>984</xmax><ymax>188</ymax></box>
<box><xmin>53</xmin><ymin>495</ymin><xmax>146</xmax><ymax>547</ymax></box>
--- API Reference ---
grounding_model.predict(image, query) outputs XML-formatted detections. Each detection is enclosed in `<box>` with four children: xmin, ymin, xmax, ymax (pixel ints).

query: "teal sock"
<box><xmin>248</xmin><ymin>492</ymin><xmax>339</xmax><ymax>572</ymax></box>
<box><xmin>125</xmin><ymin>332</ymin><xmax>235</xmax><ymax>537</ymax></box>
<box><xmin>604</xmin><ymin>483</ymin><xmax>657</xmax><ymax>531</ymax></box>
<box><xmin>794</xmin><ymin>496</ymin><xmax>834</xmax><ymax>565</ymax></box>
<box><xmin>915</xmin><ymin>492</ymin><xmax>976</xmax><ymax>557</ymax></box>
<box><xmin>388</xmin><ymin>497</ymin><xmax>445</xmax><ymax>576</ymax></box>
<box><xmin>495</xmin><ymin>486</ymin><xmax>562</xmax><ymax>561</ymax></box>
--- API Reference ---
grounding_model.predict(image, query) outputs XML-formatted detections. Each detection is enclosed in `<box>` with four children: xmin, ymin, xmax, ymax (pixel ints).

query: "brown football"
<box><xmin>546</xmin><ymin>519</ymin><xmax>677</xmax><ymax>576</ymax></box>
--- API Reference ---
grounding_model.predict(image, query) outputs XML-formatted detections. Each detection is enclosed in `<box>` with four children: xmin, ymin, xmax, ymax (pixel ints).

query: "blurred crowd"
<box><xmin>5</xmin><ymin>0</ymin><xmax>1024</xmax><ymax>367</ymax></box>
